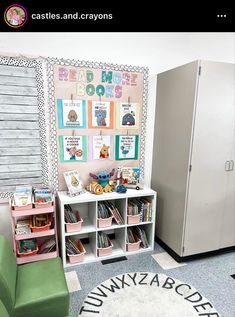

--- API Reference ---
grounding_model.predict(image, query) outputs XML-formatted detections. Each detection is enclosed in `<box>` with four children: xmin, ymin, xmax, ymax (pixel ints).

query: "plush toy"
<box><xmin>89</xmin><ymin>169</ymin><xmax>115</xmax><ymax>188</ymax></box>
<box><xmin>86</xmin><ymin>181</ymin><xmax>103</xmax><ymax>195</ymax></box>
<box><xmin>99</xmin><ymin>144</ymin><xmax>110</xmax><ymax>158</ymax></box>
<box><xmin>103</xmin><ymin>183</ymin><xmax>113</xmax><ymax>193</ymax></box>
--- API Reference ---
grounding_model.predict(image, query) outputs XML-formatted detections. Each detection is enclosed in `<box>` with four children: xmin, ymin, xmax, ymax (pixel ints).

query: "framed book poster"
<box><xmin>59</xmin><ymin>136</ymin><xmax>87</xmax><ymax>162</ymax></box>
<box><xmin>57</xmin><ymin>99</ymin><xmax>86</xmax><ymax>128</ymax></box>
<box><xmin>116</xmin><ymin>102</ymin><xmax>139</xmax><ymax>129</ymax></box>
<box><xmin>90</xmin><ymin>135</ymin><xmax>113</xmax><ymax>160</ymax></box>
<box><xmin>88</xmin><ymin>100</ymin><xmax>114</xmax><ymax>129</ymax></box>
<box><xmin>115</xmin><ymin>135</ymin><xmax>139</xmax><ymax>160</ymax></box>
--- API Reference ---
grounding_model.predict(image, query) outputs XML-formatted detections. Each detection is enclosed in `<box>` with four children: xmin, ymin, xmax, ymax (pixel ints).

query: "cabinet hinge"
<box><xmin>198</xmin><ymin>66</ymin><xmax>201</xmax><ymax>76</ymax></box>
<box><xmin>189</xmin><ymin>165</ymin><xmax>192</xmax><ymax>172</ymax></box>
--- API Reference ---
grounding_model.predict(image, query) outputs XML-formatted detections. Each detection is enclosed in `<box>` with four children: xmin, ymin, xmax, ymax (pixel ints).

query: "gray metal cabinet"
<box><xmin>151</xmin><ymin>60</ymin><xmax>235</xmax><ymax>258</ymax></box>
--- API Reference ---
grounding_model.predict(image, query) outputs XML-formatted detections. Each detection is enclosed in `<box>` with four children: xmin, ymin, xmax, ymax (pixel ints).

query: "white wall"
<box><xmin>0</xmin><ymin>32</ymin><xmax>234</xmax><ymax>239</ymax></box>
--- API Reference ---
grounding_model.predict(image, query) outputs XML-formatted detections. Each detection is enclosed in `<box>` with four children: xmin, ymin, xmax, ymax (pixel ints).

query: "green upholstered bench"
<box><xmin>1</xmin><ymin>299</ymin><xmax>75</xmax><ymax>317</ymax></box>
<box><xmin>0</xmin><ymin>235</ymin><xmax>70</xmax><ymax>317</ymax></box>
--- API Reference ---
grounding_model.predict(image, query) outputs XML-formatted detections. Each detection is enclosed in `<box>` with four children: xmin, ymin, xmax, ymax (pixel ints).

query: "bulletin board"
<box><xmin>47</xmin><ymin>58</ymin><xmax>149</xmax><ymax>191</ymax></box>
<box><xmin>0</xmin><ymin>55</ymin><xmax>50</xmax><ymax>199</ymax></box>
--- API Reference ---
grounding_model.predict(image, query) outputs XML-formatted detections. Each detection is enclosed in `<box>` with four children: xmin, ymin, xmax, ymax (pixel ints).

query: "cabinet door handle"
<box><xmin>230</xmin><ymin>160</ymin><xmax>234</xmax><ymax>171</ymax></box>
<box><xmin>225</xmin><ymin>161</ymin><xmax>230</xmax><ymax>171</ymax></box>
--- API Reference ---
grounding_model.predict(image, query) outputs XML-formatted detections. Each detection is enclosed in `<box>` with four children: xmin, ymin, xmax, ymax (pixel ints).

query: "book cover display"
<box><xmin>57</xmin><ymin>99</ymin><xmax>86</xmax><ymax>128</ymax></box>
<box><xmin>63</xmin><ymin>170</ymin><xmax>85</xmax><ymax>197</ymax></box>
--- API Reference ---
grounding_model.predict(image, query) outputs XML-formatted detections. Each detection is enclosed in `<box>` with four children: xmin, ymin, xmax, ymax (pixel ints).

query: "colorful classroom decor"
<box><xmin>90</xmin><ymin>135</ymin><xmax>113</xmax><ymax>160</ymax></box>
<box><xmin>57</xmin><ymin>99</ymin><xmax>86</xmax><ymax>128</ymax></box>
<box><xmin>88</xmin><ymin>100</ymin><xmax>114</xmax><ymax>129</ymax></box>
<box><xmin>59</xmin><ymin>136</ymin><xmax>87</xmax><ymax>162</ymax></box>
<box><xmin>115</xmin><ymin>135</ymin><xmax>139</xmax><ymax>160</ymax></box>
<box><xmin>116</xmin><ymin>102</ymin><xmax>140</xmax><ymax>129</ymax></box>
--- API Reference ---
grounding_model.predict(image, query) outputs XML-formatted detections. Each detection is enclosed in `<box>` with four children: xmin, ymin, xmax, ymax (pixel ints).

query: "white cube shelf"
<box><xmin>57</xmin><ymin>187</ymin><xmax>157</xmax><ymax>268</ymax></box>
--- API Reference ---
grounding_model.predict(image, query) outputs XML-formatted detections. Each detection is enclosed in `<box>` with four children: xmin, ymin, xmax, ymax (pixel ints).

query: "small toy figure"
<box><xmin>100</xmin><ymin>144</ymin><xmax>110</xmax><ymax>158</ymax></box>
<box><xmin>103</xmin><ymin>183</ymin><xmax>113</xmax><ymax>193</ymax></box>
<box><xmin>116</xmin><ymin>184</ymin><xmax>127</xmax><ymax>193</ymax></box>
<box><xmin>89</xmin><ymin>169</ymin><xmax>115</xmax><ymax>188</ymax></box>
<box><xmin>86</xmin><ymin>181</ymin><xmax>103</xmax><ymax>195</ymax></box>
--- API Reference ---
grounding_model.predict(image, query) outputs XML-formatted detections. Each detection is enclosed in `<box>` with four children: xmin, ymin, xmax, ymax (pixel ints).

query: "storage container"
<box><xmin>126</xmin><ymin>239</ymin><xmax>141</xmax><ymax>252</ymax></box>
<box><xmin>97</xmin><ymin>239</ymin><xmax>113</xmax><ymax>257</ymax></box>
<box><xmin>97</xmin><ymin>216</ymin><xmax>113</xmax><ymax>228</ymax></box>
<box><xmin>67</xmin><ymin>239</ymin><xmax>86</xmax><ymax>264</ymax></box>
<box><xmin>127</xmin><ymin>214</ymin><xmax>141</xmax><ymax>225</ymax></box>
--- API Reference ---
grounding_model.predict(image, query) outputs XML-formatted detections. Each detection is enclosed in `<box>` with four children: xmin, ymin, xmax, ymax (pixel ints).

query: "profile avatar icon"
<box><xmin>4</xmin><ymin>4</ymin><xmax>27</xmax><ymax>28</ymax></box>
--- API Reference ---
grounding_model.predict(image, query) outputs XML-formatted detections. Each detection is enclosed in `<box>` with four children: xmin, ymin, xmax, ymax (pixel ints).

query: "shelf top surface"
<box><xmin>57</xmin><ymin>187</ymin><xmax>156</xmax><ymax>204</ymax></box>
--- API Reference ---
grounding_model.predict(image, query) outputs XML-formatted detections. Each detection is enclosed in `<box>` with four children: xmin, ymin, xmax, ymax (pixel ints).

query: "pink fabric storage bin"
<box><xmin>65</xmin><ymin>218</ymin><xmax>83</xmax><ymax>233</ymax></box>
<box><xmin>67</xmin><ymin>240</ymin><xmax>86</xmax><ymax>263</ymax></box>
<box><xmin>127</xmin><ymin>214</ymin><xmax>141</xmax><ymax>224</ymax></box>
<box><xmin>126</xmin><ymin>239</ymin><xmax>141</xmax><ymax>252</ymax></box>
<box><xmin>97</xmin><ymin>216</ymin><xmax>113</xmax><ymax>228</ymax></box>
<box><xmin>97</xmin><ymin>240</ymin><xmax>113</xmax><ymax>257</ymax></box>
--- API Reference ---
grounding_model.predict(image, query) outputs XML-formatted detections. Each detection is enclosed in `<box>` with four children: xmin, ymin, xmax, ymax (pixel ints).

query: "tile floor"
<box><xmin>65</xmin><ymin>243</ymin><xmax>235</xmax><ymax>317</ymax></box>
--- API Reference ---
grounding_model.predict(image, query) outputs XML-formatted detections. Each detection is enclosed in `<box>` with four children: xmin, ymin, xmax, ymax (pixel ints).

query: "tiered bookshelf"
<box><xmin>10</xmin><ymin>200</ymin><xmax>59</xmax><ymax>264</ymax></box>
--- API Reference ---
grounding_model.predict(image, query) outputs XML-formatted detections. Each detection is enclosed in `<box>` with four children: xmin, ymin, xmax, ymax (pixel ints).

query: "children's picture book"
<box><xmin>88</xmin><ymin>101</ymin><xmax>114</xmax><ymax>129</ymax></box>
<box><xmin>19</xmin><ymin>239</ymin><xmax>37</xmax><ymax>253</ymax></box>
<box><xmin>90</xmin><ymin>135</ymin><xmax>113</xmax><ymax>160</ymax></box>
<box><xmin>115</xmin><ymin>135</ymin><xmax>139</xmax><ymax>160</ymax></box>
<box><xmin>13</xmin><ymin>186</ymin><xmax>32</xmax><ymax>206</ymax></box>
<box><xmin>59</xmin><ymin>135</ymin><xmax>87</xmax><ymax>162</ymax></box>
<box><xmin>33</xmin><ymin>187</ymin><xmax>52</xmax><ymax>203</ymax></box>
<box><xmin>57</xmin><ymin>99</ymin><xmax>86</xmax><ymax>128</ymax></box>
<box><xmin>63</xmin><ymin>170</ymin><xmax>85</xmax><ymax>197</ymax></box>
<box><xmin>116</xmin><ymin>102</ymin><xmax>139</xmax><ymax>129</ymax></box>
<box><xmin>121</xmin><ymin>167</ymin><xmax>141</xmax><ymax>185</ymax></box>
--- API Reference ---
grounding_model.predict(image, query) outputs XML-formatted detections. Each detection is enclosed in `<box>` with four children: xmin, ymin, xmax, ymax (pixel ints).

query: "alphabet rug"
<box><xmin>78</xmin><ymin>272</ymin><xmax>220</xmax><ymax>317</ymax></box>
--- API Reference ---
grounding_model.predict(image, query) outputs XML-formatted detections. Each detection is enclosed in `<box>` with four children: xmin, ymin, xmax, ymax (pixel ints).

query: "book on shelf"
<box><xmin>32</xmin><ymin>214</ymin><xmax>49</xmax><ymax>227</ymax></box>
<box><xmin>98</xmin><ymin>232</ymin><xmax>110</xmax><ymax>248</ymax></box>
<box><xmin>64</xmin><ymin>205</ymin><xmax>81</xmax><ymax>223</ymax></box>
<box><xmin>66</xmin><ymin>237</ymin><xmax>81</xmax><ymax>255</ymax></box>
<box><xmin>33</xmin><ymin>186</ymin><xmax>53</xmax><ymax>203</ymax></box>
<box><xmin>19</xmin><ymin>239</ymin><xmax>37</xmax><ymax>253</ymax></box>
<box><xmin>15</xmin><ymin>219</ymin><xmax>31</xmax><ymax>234</ymax></box>
<box><xmin>38</xmin><ymin>238</ymin><xmax>56</xmax><ymax>254</ymax></box>
<box><xmin>13</xmin><ymin>186</ymin><xmax>32</xmax><ymax>207</ymax></box>
<box><xmin>15</xmin><ymin>227</ymin><xmax>31</xmax><ymax>235</ymax></box>
<box><xmin>98</xmin><ymin>202</ymin><xmax>110</xmax><ymax>219</ymax></box>
<box><xmin>103</xmin><ymin>201</ymin><xmax>124</xmax><ymax>225</ymax></box>
<box><xmin>128</xmin><ymin>198</ymin><xmax>152</xmax><ymax>222</ymax></box>
<box><xmin>133</xmin><ymin>226</ymin><xmax>149</xmax><ymax>248</ymax></box>
<box><xmin>63</xmin><ymin>170</ymin><xmax>85</xmax><ymax>197</ymax></box>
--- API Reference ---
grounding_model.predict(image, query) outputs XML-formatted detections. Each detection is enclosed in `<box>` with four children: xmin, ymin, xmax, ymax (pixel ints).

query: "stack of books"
<box><xmin>15</xmin><ymin>219</ymin><xmax>31</xmax><ymax>235</ymax></box>
<box><xmin>98</xmin><ymin>232</ymin><xmax>110</xmax><ymax>248</ymax></box>
<box><xmin>38</xmin><ymin>238</ymin><xmax>56</xmax><ymax>254</ymax></box>
<box><xmin>128</xmin><ymin>198</ymin><xmax>152</xmax><ymax>222</ymax></box>
<box><xmin>33</xmin><ymin>187</ymin><xmax>52</xmax><ymax>203</ymax></box>
<box><xmin>66</xmin><ymin>237</ymin><xmax>81</xmax><ymax>255</ymax></box>
<box><xmin>98</xmin><ymin>201</ymin><xmax>124</xmax><ymax>224</ymax></box>
<box><xmin>133</xmin><ymin>226</ymin><xmax>149</xmax><ymax>248</ymax></box>
<box><xmin>64</xmin><ymin>205</ymin><xmax>81</xmax><ymax>223</ymax></box>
